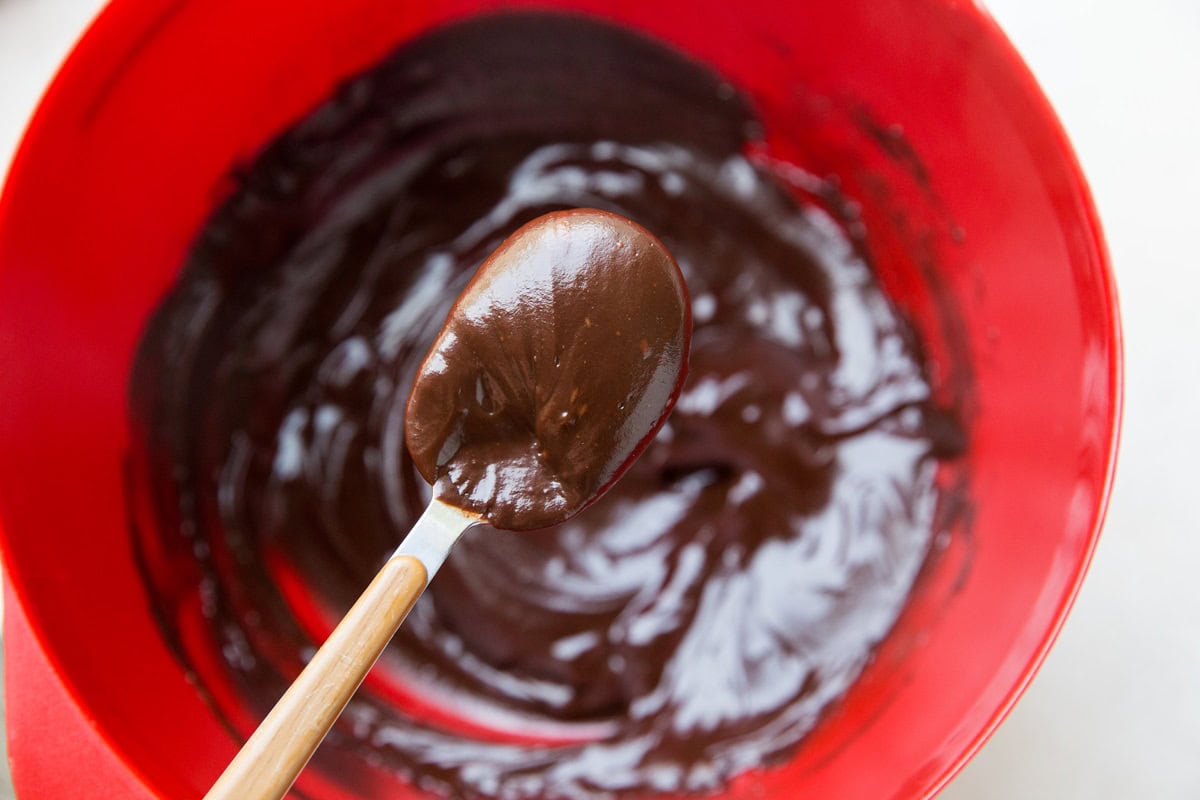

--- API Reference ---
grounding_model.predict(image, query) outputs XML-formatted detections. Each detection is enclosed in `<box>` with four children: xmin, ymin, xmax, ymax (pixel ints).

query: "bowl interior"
<box><xmin>0</xmin><ymin>0</ymin><xmax>1119</xmax><ymax>798</ymax></box>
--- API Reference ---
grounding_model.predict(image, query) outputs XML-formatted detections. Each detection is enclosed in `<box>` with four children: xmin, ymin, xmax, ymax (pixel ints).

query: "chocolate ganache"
<box><xmin>406</xmin><ymin>209</ymin><xmax>690</xmax><ymax>531</ymax></box>
<box><xmin>129</xmin><ymin>12</ymin><xmax>965</xmax><ymax>800</ymax></box>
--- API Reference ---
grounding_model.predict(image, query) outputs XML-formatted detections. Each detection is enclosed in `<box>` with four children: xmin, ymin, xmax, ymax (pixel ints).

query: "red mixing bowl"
<box><xmin>0</xmin><ymin>0</ymin><xmax>1121</xmax><ymax>798</ymax></box>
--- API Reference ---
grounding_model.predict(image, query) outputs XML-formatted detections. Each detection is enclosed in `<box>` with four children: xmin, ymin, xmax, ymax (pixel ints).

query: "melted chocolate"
<box><xmin>129</xmin><ymin>13</ymin><xmax>965</xmax><ymax>799</ymax></box>
<box><xmin>405</xmin><ymin>210</ymin><xmax>689</xmax><ymax>530</ymax></box>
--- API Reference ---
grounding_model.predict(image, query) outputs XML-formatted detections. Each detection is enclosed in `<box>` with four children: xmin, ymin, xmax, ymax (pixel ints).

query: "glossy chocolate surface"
<box><xmin>405</xmin><ymin>209</ymin><xmax>689</xmax><ymax>530</ymax></box>
<box><xmin>129</xmin><ymin>13</ymin><xmax>965</xmax><ymax>799</ymax></box>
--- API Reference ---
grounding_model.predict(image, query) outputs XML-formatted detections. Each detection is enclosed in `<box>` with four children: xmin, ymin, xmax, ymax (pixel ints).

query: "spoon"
<box><xmin>204</xmin><ymin>208</ymin><xmax>690</xmax><ymax>800</ymax></box>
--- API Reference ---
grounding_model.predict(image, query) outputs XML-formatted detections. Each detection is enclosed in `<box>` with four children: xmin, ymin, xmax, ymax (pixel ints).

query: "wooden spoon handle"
<box><xmin>204</xmin><ymin>499</ymin><xmax>477</xmax><ymax>800</ymax></box>
<box><xmin>204</xmin><ymin>552</ymin><xmax>426</xmax><ymax>800</ymax></box>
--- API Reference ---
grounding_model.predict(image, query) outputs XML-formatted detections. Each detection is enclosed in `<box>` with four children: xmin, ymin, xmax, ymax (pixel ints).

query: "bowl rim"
<box><xmin>918</xmin><ymin>4</ymin><xmax>1123</xmax><ymax>795</ymax></box>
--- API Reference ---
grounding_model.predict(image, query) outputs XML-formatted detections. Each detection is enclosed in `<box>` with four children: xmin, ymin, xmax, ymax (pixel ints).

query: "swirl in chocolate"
<box><xmin>128</xmin><ymin>12</ymin><xmax>965</xmax><ymax>800</ymax></box>
<box><xmin>405</xmin><ymin>209</ymin><xmax>689</xmax><ymax>530</ymax></box>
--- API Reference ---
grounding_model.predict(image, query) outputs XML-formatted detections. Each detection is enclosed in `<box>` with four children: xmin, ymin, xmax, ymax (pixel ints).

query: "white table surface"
<box><xmin>2</xmin><ymin>1</ymin><xmax>1197</xmax><ymax>797</ymax></box>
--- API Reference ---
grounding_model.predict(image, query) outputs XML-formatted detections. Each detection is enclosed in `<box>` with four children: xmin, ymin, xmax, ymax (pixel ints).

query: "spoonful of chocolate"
<box><xmin>205</xmin><ymin>208</ymin><xmax>691</xmax><ymax>800</ymax></box>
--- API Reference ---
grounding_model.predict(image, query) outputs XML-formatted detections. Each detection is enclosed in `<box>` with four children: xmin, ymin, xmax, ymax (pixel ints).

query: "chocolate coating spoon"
<box><xmin>205</xmin><ymin>209</ymin><xmax>690</xmax><ymax>800</ymax></box>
